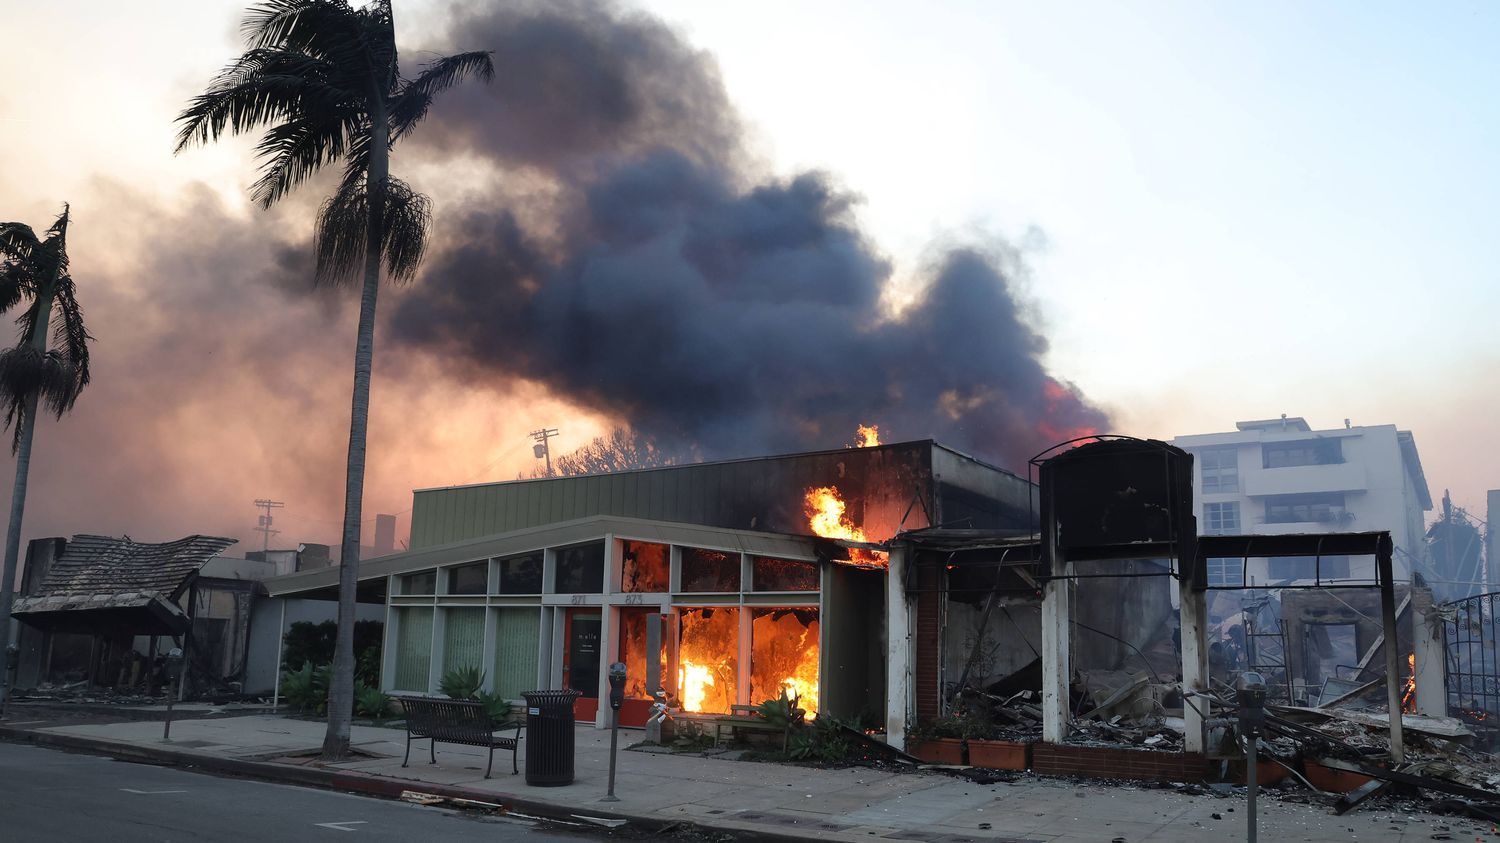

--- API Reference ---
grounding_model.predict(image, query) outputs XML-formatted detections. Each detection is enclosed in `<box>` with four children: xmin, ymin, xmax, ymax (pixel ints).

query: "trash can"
<box><xmin>522</xmin><ymin>689</ymin><xmax>582</xmax><ymax>786</ymax></box>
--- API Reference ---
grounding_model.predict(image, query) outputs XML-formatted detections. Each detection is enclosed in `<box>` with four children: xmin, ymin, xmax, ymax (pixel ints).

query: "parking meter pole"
<box><xmin>602</xmin><ymin>661</ymin><xmax>626</xmax><ymax>803</ymax></box>
<box><xmin>162</xmin><ymin>648</ymin><xmax>183</xmax><ymax>742</ymax></box>
<box><xmin>1</xmin><ymin>644</ymin><xmax>18</xmax><ymax>720</ymax></box>
<box><xmin>1238</xmin><ymin>672</ymin><xmax>1267</xmax><ymax>843</ymax></box>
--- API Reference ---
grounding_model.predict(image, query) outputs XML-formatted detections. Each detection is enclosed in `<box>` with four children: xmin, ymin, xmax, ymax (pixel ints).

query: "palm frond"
<box><xmin>0</xmin><ymin>346</ymin><xmax>80</xmax><ymax>452</ymax></box>
<box><xmin>313</xmin><ymin>176</ymin><xmax>430</xmax><ymax>286</ymax></box>
<box><xmin>46</xmin><ymin>275</ymin><xmax>91</xmax><ymax>415</ymax></box>
<box><xmin>0</xmin><ymin>223</ymin><xmax>39</xmax><ymax>262</ymax></box>
<box><xmin>244</xmin><ymin>0</ymin><xmax>361</xmax><ymax>58</ymax></box>
<box><xmin>249</xmin><ymin>113</ymin><xmax>361</xmax><ymax>207</ymax></box>
<box><xmin>390</xmin><ymin>51</ymin><xmax>494</xmax><ymax>142</ymax></box>
<box><xmin>175</xmin><ymin>69</ymin><xmax>356</xmax><ymax>153</ymax></box>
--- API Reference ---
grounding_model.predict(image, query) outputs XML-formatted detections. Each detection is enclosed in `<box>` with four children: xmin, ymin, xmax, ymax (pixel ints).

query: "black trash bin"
<box><xmin>522</xmin><ymin>689</ymin><xmax>582</xmax><ymax>786</ymax></box>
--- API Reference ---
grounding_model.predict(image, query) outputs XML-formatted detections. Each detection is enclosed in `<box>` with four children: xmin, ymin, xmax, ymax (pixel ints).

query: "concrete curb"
<box><xmin>0</xmin><ymin>726</ymin><xmax>816</xmax><ymax>843</ymax></box>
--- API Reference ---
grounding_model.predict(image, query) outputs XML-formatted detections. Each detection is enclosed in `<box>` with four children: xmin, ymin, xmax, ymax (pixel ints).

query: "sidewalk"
<box><xmin>0</xmin><ymin>709</ymin><xmax>1480</xmax><ymax>842</ymax></box>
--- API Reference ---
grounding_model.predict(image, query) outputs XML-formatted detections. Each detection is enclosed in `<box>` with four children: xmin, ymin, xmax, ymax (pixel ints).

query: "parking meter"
<box><xmin>607</xmin><ymin>662</ymin><xmax>627</xmax><ymax>712</ymax></box>
<box><xmin>162</xmin><ymin>648</ymin><xmax>184</xmax><ymax>741</ymax></box>
<box><xmin>602</xmin><ymin>662</ymin><xmax>627</xmax><ymax>802</ymax></box>
<box><xmin>4</xmin><ymin>644</ymin><xmax>17</xmax><ymax>674</ymax></box>
<box><xmin>1238</xmin><ymin>671</ymin><xmax>1267</xmax><ymax>843</ymax></box>
<box><xmin>1238</xmin><ymin>671</ymin><xmax>1267</xmax><ymax>737</ymax></box>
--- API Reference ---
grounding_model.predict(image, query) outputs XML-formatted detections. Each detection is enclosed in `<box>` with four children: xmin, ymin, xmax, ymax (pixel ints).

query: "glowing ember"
<box><xmin>805</xmin><ymin>486</ymin><xmax>888</xmax><ymax>568</ymax></box>
<box><xmin>854</xmin><ymin>424</ymin><xmax>880</xmax><ymax>447</ymax></box>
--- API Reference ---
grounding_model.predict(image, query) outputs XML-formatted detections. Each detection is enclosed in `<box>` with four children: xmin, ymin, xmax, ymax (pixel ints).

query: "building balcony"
<box><xmin>1241</xmin><ymin>462</ymin><xmax>1368</xmax><ymax>498</ymax></box>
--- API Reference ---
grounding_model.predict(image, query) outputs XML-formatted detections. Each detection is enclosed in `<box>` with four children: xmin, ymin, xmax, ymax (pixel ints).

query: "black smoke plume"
<box><xmin>390</xmin><ymin>0</ymin><xmax>1107</xmax><ymax>470</ymax></box>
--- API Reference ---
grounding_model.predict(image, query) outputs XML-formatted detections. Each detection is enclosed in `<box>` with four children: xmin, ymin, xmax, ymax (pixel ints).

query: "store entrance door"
<box><xmin>563</xmin><ymin>609</ymin><xmax>601</xmax><ymax>723</ymax></box>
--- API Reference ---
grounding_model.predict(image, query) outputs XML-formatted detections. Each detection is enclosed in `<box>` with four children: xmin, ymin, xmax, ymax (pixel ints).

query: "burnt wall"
<box><xmin>410</xmin><ymin>441</ymin><xmax>958</xmax><ymax>548</ymax></box>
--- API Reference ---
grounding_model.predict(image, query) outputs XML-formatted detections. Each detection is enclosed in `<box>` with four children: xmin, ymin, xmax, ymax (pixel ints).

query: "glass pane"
<box><xmin>400</xmin><ymin>570</ymin><xmax>436</xmax><ymax>595</ymax></box>
<box><xmin>618</xmin><ymin>608</ymin><xmax>668</xmax><ymax>699</ymax></box>
<box><xmin>493</xmin><ymin>608</ymin><xmax>539</xmax><ymax>700</ymax></box>
<box><xmin>680</xmin><ymin>548</ymin><xmax>740</xmax><ymax>592</ymax></box>
<box><xmin>750</xmin><ymin>608</ymin><xmax>819</xmax><ymax>714</ymax></box>
<box><xmin>555</xmin><ymin>543</ymin><xmax>604</xmax><ymax>594</ymax></box>
<box><xmin>447</xmin><ymin>563</ymin><xmax>487</xmax><ymax>595</ymax></box>
<box><xmin>752</xmin><ymin>557</ymin><xmax>819</xmax><ymax>592</ymax></box>
<box><xmin>622</xmin><ymin>541</ymin><xmax>670</xmax><ymax>593</ymax></box>
<box><xmin>393</xmin><ymin>607</ymin><xmax>433</xmax><ymax>691</ymax></box>
<box><xmin>499</xmin><ymin>553</ymin><xmax>543</xmax><ymax>595</ymax></box>
<box><xmin>678</xmin><ymin>607</ymin><xmax>738</xmax><ymax>713</ymax></box>
<box><xmin>442</xmin><ymin>607</ymin><xmax>485</xmax><ymax>675</ymax></box>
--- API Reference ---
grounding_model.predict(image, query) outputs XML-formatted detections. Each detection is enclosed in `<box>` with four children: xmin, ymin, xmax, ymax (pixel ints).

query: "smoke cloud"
<box><xmin>391</xmin><ymin>0</ymin><xmax>1107</xmax><ymax>468</ymax></box>
<box><xmin>0</xmin><ymin>0</ymin><xmax>1107</xmax><ymax>554</ymax></box>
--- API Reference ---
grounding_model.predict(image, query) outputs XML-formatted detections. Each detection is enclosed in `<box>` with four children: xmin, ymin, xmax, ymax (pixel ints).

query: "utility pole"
<box><xmin>253</xmin><ymin>499</ymin><xmax>284</xmax><ymax>555</ymax></box>
<box><xmin>530</xmin><ymin>428</ymin><xmax>559</xmax><ymax>477</ymax></box>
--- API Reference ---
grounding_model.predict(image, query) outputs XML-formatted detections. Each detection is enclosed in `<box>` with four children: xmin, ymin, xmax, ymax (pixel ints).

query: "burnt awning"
<box><xmin>10</xmin><ymin>534</ymin><xmax>237</xmax><ymax>636</ymax></box>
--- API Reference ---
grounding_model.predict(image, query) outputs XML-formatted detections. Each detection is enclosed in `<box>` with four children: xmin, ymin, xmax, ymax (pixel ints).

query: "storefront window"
<box><xmin>555</xmin><ymin>543</ymin><xmax>604</xmax><ymax>594</ymax></box>
<box><xmin>680</xmin><ymin>547</ymin><xmax>740</xmax><ymax>592</ymax></box>
<box><xmin>498</xmin><ymin>552</ymin><xmax>543</xmax><ymax>594</ymax></box>
<box><xmin>678</xmin><ymin>607</ymin><xmax>738</xmax><ymax>713</ymax></box>
<box><xmin>399</xmin><ymin>570</ymin><xmax>436</xmax><ymax>595</ymax></box>
<box><xmin>750</xmin><ymin>608</ymin><xmax>820</xmax><ymax>714</ymax></box>
<box><xmin>751</xmin><ymin>557</ymin><xmax>819</xmax><ymax>592</ymax></box>
<box><xmin>621</xmin><ymin>541</ymin><xmax>670</xmax><ymax>593</ymax></box>
<box><xmin>447</xmin><ymin>562</ymin><xmax>488</xmax><ymax>595</ymax></box>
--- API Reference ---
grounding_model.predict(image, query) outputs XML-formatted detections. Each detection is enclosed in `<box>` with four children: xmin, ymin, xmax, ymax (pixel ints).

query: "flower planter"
<box><xmin>908</xmin><ymin>738</ymin><xmax>965</xmax><ymax>765</ymax></box>
<box><xmin>968</xmin><ymin>739</ymin><xmax>1030</xmax><ymax>770</ymax></box>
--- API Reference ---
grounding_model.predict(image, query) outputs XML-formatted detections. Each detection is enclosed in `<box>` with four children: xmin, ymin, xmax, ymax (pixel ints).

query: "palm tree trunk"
<box><xmin>322</xmin><ymin>108</ymin><xmax>390</xmax><ymax>760</ymax></box>
<box><xmin>0</xmin><ymin>290</ymin><xmax>55</xmax><ymax>710</ymax></box>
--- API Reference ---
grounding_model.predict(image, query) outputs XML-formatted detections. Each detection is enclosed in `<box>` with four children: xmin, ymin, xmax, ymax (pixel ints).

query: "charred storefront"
<box><xmin>262</xmin><ymin>440</ymin><xmax>1034</xmax><ymax>730</ymax></box>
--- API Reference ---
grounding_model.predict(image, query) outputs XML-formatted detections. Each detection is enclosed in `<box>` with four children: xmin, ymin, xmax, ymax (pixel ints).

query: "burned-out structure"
<box><xmin>262</xmin><ymin>441</ymin><xmax>1035</xmax><ymax>729</ymax></box>
<box><xmin>10</xmin><ymin>534</ymin><xmax>240</xmax><ymax>694</ymax></box>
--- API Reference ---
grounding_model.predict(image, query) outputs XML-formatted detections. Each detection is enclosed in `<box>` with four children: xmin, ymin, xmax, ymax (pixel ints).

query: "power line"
<box><xmin>252</xmin><ymin>499</ymin><xmax>284</xmax><ymax>554</ymax></box>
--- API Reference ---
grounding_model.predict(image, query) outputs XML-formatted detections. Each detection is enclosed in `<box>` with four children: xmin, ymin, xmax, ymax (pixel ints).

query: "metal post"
<box><xmin>1377</xmin><ymin>546</ymin><xmax>1405</xmax><ymax>762</ymax></box>
<box><xmin>1</xmin><ymin>644</ymin><xmax>18</xmax><ymax>720</ymax></box>
<box><xmin>1246</xmin><ymin>734</ymin><xmax>1258</xmax><ymax>843</ymax></box>
<box><xmin>272</xmin><ymin>599</ymin><xmax>287</xmax><ymax>709</ymax></box>
<box><xmin>602</xmin><ymin>705</ymin><xmax>621</xmax><ymax>802</ymax></box>
<box><xmin>162</xmin><ymin>647</ymin><xmax>183</xmax><ymax>741</ymax></box>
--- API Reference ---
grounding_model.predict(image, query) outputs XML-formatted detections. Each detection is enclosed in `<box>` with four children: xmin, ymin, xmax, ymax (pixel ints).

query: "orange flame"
<box><xmin>804</xmin><ymin>486</ymin><xmax>888</xmax><ymax>568</ymax></box>
<box><xmin>854</xmin><ymin>424</ymin><xmax>880</xmax><ymax>447</ymax></box>
<box><xmin>1402</xmin><ymin>652</ymin><xmax>1416</xmax><ymax>713</ymax></box>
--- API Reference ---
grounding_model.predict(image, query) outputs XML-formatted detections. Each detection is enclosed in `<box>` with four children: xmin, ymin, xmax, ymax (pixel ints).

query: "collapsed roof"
<box><xmin>11</xmin><ymin>534</ymin><xmax>237</xmax><ymax>636</ymax></box>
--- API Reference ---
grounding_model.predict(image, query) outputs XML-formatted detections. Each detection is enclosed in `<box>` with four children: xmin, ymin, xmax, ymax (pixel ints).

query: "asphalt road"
<box><xmin>0</xmin><ymin>742</ymin><xmax>586</xmax><ymax>842</ymax></box>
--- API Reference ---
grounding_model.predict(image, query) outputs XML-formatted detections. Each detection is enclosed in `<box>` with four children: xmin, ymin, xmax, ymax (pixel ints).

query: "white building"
<box><xmin>1172</xmin><ymin>417</ymin><xmax>1432</xmax><ymax>587</ymax></box>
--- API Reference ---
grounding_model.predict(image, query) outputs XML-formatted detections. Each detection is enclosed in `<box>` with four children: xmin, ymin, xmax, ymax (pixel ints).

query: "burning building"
<box><xmin>263</xmin><ymin>439</ymin><xmax>1034</xmax><ymax>729</ymax></box>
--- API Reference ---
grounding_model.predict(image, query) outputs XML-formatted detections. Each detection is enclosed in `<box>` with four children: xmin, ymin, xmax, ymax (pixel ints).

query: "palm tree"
<box><xmin>0</xmin><ymin>205</ymin><xmax>92</xmax><ymax>710</ymax></box>
<box><xmin>174</xmin><ymin>0</ymin><xmax>492</xmax><ymax>759</ymax></box>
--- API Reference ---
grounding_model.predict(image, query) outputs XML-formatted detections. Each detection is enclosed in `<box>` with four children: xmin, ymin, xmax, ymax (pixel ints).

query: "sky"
<box><xmin>0</xmin><ymin>0</ymin><xmax>1496</xmax><ymax>553</ymax></box>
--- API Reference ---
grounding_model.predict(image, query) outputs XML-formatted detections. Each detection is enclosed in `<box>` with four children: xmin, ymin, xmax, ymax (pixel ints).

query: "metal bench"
<box><xmin>713</xmin><ymin>704</ymin><xmax>802</xmax><ymax>752</ymax></box>
<box><xmin>396</xmin><ymin>696</ymin><xmax>523</xmax><ymax>778</ymax></box>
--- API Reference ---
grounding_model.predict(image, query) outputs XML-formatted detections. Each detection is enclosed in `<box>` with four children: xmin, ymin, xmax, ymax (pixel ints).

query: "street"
<box><xmin>0</xmin><ymin>743</ymin><xmax>584</xmax><ymax>842</ymax></box>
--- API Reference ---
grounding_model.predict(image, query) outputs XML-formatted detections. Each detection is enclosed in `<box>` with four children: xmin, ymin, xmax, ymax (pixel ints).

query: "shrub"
<box><xmin>281</xmin><ymin>620</ymin><xmax>384</xmax><ymax>682</ymax></box>
<box><xmin>439</xmin><ymin>665</ymin><xmax>486</xmax><ymax>700</ymax></box>
<box><xmin>755</xmin><ymin>689</ymin><xmax>804</xmax><ymax>728</ymax></box>
<box><xmin>355</xmin><ymin>685</ymin><xmax>391</xmax><ymax>718</ymax></box>
<box><xmin>788</xmin><ymin>715</ymin><xmax>853</xmax><ymax>762</ymax></box>
<box><xmin>475</xmin><ymin>690</ymin><xmax>512</xmax><ymax>723</ymax></box>
<box><xmin>282</xmin><ymin>662</ymin><xmax>330</xmax><ymax>714</ymax></box>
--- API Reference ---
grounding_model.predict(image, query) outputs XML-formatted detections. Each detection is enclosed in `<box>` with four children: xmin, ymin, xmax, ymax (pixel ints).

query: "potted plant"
<box><xmin>907</xmin><ymin>716</ymin><xmax>967</xmax><ymax>765</ymax></box>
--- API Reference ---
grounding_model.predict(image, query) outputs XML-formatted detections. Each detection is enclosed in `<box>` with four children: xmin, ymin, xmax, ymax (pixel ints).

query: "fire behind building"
<box><xmin>267</xmin><ymin>439</ymin><xmax>1052</xmax><ymax>731</ymax></box>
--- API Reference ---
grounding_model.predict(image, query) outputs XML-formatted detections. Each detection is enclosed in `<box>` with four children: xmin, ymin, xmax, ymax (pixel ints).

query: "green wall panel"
<box><xmin>393</xmin><ymin>607</ymin><xmax>433</xmax><ymax>691</ymax></box>
<box><xmin>493</xmin><ymin>608</ymin><xmax>541</xmax><ymax>700</ymax></box>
